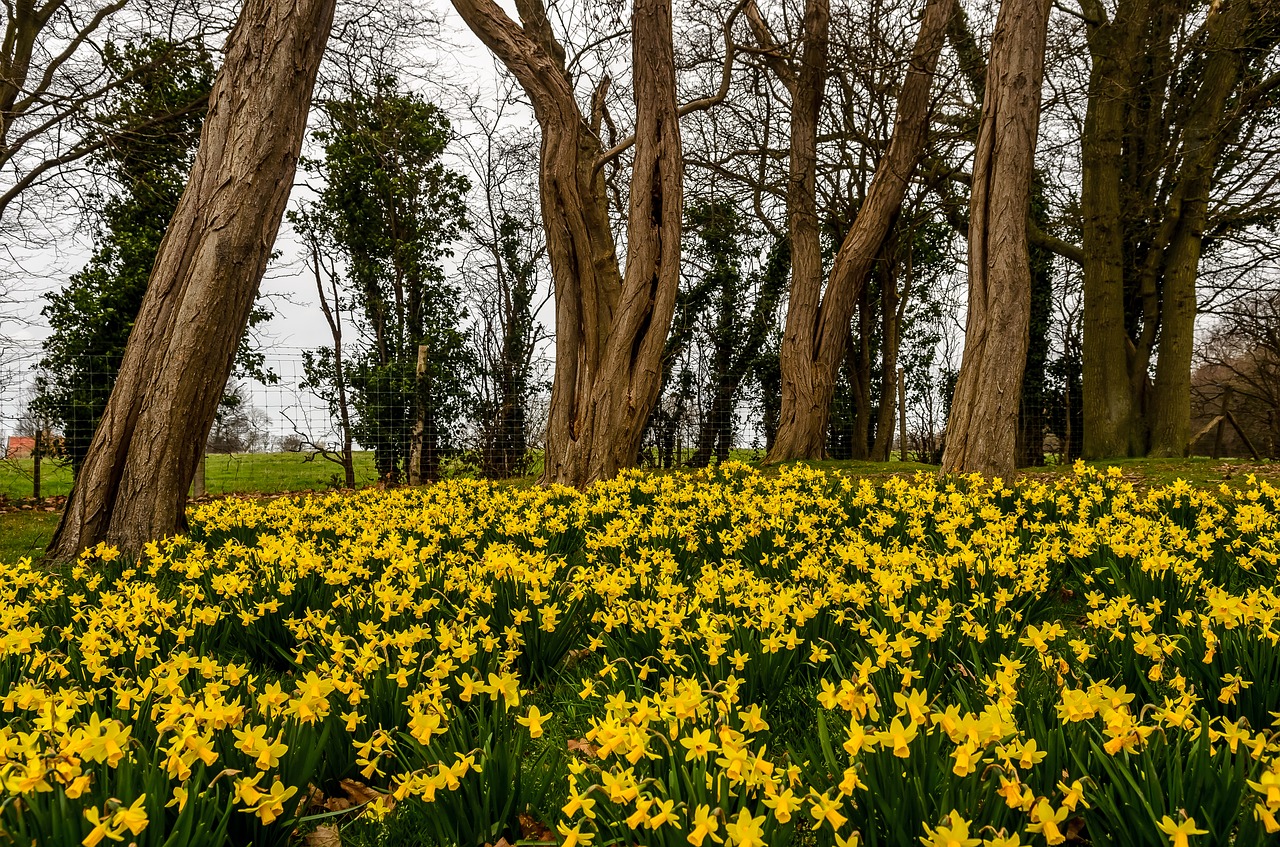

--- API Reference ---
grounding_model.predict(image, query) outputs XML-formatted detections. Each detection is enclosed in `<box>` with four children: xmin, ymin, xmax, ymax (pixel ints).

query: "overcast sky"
<box><xmin>3</xmin><ymin>4</ymin><xmax>520</xmax><ymax>355</ymax></box>
<box><xmin>0</xmin><ymin>4</ymin><xmax>539</xmax><ymax>438</ymax></box>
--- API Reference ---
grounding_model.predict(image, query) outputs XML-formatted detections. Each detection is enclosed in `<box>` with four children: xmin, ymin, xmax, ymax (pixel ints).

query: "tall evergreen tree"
<box><xmin>301</xmin><ymin>75</ymin><xmax>472</xmax><ymax>483</ymax></box>
<box><xmin>476</xmin><ymin>212</ymin><xmax>540</xmax><ymax>478</ymax></box>
<box><xmin>1018</xmin><ymin>179</ymin><xmax>1054</xmax><ymax>467</ymax></box>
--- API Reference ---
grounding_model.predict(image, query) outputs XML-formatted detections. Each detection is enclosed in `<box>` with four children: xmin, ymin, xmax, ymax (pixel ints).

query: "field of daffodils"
<box><xmin>4</xmin><ymin>462</ymin><xmax>1280</xmax><ymax>847</ymax></box>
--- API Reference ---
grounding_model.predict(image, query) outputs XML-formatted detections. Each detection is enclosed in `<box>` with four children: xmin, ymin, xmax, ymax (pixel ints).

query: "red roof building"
<box><xmin>4</xmin><ymin>436</ymin><xmax>34</xmax><ymax>458</ymax></box>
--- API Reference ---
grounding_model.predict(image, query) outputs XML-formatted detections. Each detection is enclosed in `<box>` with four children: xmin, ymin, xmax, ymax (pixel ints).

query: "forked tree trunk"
<box><xmin>451</xmin><ymin>0</ymin><xmax>681</xmax><ymax>487</ymax></box>
<box><xmin>1079</xmin><ymin>0</ymin><xmax>1273</xmax><ymax>459</ymax></box>
<box><xmin>941</xmin><ymin>0</ymin><xmax>1051</xmax><ymax>478</ymax></box>
<box><xmin>765</xmin><ymin>0</ymin><xmax>954</xmax><ymax>463</ymax></box>
<box><xmin>1148</xmin><ymin>0</ymin><xmax>1258</xmax><ymax>457</ymax></box>
<box><xmin>48</xmin><ymin>0</ymin><xmax>335</xmax><ymax>558</ymax></box>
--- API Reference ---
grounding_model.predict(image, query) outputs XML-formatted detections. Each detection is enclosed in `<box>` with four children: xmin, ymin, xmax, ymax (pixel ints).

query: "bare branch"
<box><xmin>594</xmin><ymin>0</ymin><xmax>749</xmax><ymax>170</ymax></box>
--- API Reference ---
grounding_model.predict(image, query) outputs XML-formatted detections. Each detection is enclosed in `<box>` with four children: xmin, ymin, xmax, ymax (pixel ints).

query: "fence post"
<box><xmin>32</xmin><ymin>430</ymin><xmax>42</xmax><ymax>503</ymax></box>
<box><xmin>193</xmin><ymin>452</ymin><xmax>206</xmax><ymax>498</ymax></box>
<box><xmin>897</xmin><ymin>368</ymin><xmax>908</xmax><ymax>463</ymax></box>
<box><xmin>409</xmin><ymin>343</ymin><xmax>427</xmax><ymax>486</ymax></box>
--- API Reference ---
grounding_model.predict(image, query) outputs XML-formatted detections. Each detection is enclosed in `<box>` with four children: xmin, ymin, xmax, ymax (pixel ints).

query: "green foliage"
<box><xmin>34</xmin><ymin>38</ymin><xmax>272</xmax><ymax>472</ymax></box>
<box><xmin>649</xmin><ymin>200</ymin><xmax>787</xmax><ymax>467</ymax></box>
<box><xmin>298</xmin><ymin>75</ymin><xmax>472</xmax><ymax>483</ymax></box>
<box><xmin>35</xmin><ymin>39</ymin><xmax>212</xmax><ymax>471</ymax></box>
<box><xmin>1021</xmin><ymin>176</ymin><xmax>1055</xmax><ymax>467</ymax></box>
<box><xmin>474</xmin><ymin>213</ymin><xmax>541</xmax><ymax>479</ymax></box>
<box><xmin>826</xmin><ymin>211</ymin><xmax>953</xmax><ymax>461</ymax></box>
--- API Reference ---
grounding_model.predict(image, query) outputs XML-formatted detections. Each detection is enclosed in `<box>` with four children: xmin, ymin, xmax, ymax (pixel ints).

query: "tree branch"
<box><xmin>743</xmin><ymin>0</ymin><xmax>796</xmax><ymax>94</ymax></box>
<box><xmin>594</xmin><ymin>0</ymin><xmax>749</xmax><ymax>170</ymax></box>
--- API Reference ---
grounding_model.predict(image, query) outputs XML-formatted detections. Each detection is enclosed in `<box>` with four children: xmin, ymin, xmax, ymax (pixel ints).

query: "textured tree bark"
<box><xmin>870</xmin><ymin>253</ymin><xmax>902</xmax><ymax>462</ymax></box>
<box><xmin>941</xmin><ymin>0</ymin><xmax>1051</xmax><ymax>478</ymax></box>
<box><xmin>1078</xmin><ymin>0</ymin><xmax>1275</xmax><ymax>459</ymax></box>
<box><xmin>451</xmin><ymin>0</ymin><xmax>680</xmax><ymax>487</ymax></box>
<box><xmin>752</xmin><ymin>0</ymin><xmax>829</xmax><ymax>462</ymax></box>
<box><xmin>449</xmin><ymin>0</ymin><xmax>621</xmax><ymax>486</ymax></box>
<box><xmin>1079</xmin><ymin>0</ymin><xmax>1144</xmax><ymax>459</ymax></box>
<box><xmin>572</xmin><ymin>0</ymin><xmax>683</xmax><ymax>484</ymax></box>
<box><xmin>766</xmin><ymin>0</ymin><xmax>954</xmax><ymax>463</ymax></box>
<box><xmin>47</xmin><ymin>0</ymin><xmax>335</xmax><ymax>558</ymax></box>
<box><xmin>1148</xmin><ymin>0</ymin><xmax>1257</xmax><ymax>456</ymax></box>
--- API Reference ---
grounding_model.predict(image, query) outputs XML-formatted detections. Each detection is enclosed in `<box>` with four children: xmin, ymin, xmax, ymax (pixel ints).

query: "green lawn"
<box><xmin>1023</xmin><ymin>455</ymin><xmax>1279</xmax><ymax>488</ymax></box>
<box><xmin>0</xmin><ymin>510</ymin><xmax>60</xmax><ymax>564</ymax></box>
<box><xmin>0</xmin><ymin>450</ymin><xmax>383</xmax><ymax>501</ymax></box>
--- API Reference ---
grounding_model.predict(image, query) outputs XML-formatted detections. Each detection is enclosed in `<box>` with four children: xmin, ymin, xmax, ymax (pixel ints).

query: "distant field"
<box><xmin>0</xmin><ymin>450</ymin><xmax>383</xmax><ymax>501</ymax></box>
<box><xmin>0</xmin><ymin>510</ymin><xmax>59</xmax><ymax>563</ymax></box>
<box><xmin>4</xmin><ymin>448</ymin><xmax>1274</xmax><ymax>504</ymax></box>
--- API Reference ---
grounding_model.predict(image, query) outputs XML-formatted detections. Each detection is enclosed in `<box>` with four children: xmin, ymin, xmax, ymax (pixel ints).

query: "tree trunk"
<box><xmin>570</xmin><ymin>0</ymin><xmax>683</xmax><ymax>483</ymax></box>
<box><xmin>1148</xmin><ymin>0</ymin><xmax>1256</xmax><ymax>456</ymax></box>
<box><xmin>752</xmin><ymin>0</ymin><xmax>829</xmax><ymax>462</ymax></box>
<box><xmin>48</xmin><ymin>0</ymin><xmax>335</xmax><ymax>558</ymax></box>
<box><xmin>1080</xmin><ymin>0</ymin><xmax>1143</xmax><ymax>459</ymax></box>
<box><xmin>311</xmin><ymin>242</ymin><xmax>358</xmax><ymax>489</ymax></box>
<box><xmin>941</xmin><ymin>0</ymin><xmax>1051</xmax><ymax>478</ymax></box>
<box><xmin>766</xmin><ymin>0</ymin><xmax>954</xmax><ymax>463</ymax></box>
<box><xmin>451</xmin><ymin>0</ymin><xmax>680</xmax><ymax>488</ymax></box>
<box><xmin>870</xmin><ymin>253</ymin><xmax>901</xmax><ymax>462</ymax></box>
<box><xmin>1079</xmin><ymin>0</ymin><xmax>1274</xmax><ymax>459</ymax></box>
<box><xmin>849</xmin><ymin>283</ymin><xmax>873</xmax><ymax>460</ymax></box>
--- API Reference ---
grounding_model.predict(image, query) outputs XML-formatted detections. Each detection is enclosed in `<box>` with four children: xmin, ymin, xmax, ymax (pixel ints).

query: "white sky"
<box><xmin>2</xmin><ymin>3</ymin><xmax>518</xmax><ymax>355</ymax></box>
<box><xmin>0</xmin><ymin>4</ymin><xmax>536</xmax><ymax>440</ymax></box>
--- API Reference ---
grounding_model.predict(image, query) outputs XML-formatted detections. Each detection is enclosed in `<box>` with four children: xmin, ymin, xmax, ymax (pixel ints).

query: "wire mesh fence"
<box><xmin>1</xmin><ymin>344</ymin><xmax>395</xmax><ymax>500</ymax></box>
<box><xmin>2</xmin><ymin>329</ymin><xmax>992</xmax><ymax>506</ymax></box>
<box><xmin>0</xmin><ymin>341</ymin><xmax>787</xmax><ymax>502</ymax></box>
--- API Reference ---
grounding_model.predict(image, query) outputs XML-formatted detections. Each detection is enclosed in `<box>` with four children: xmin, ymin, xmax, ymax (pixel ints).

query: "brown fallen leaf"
<box><xmin>519</xmin><ymin>813</ymin><xmax>556</xmax><ymax>843</ymax></box>
<box><xmin>567</xmin><ymin>738</ymin><xmax>599</xmax><ymax>757</ymax></box>
<box><xmin>325</xmin><ymin>796</ymin><xmax>352</xmax><ymax>812</ymax></box>
<box><xmin>338</xmin><ymin>778</ymin><xmax>396</xmax><ymax>813</ymax></box>
<box><xmin>309</xmin><ymin>784</ymin><xmax>330</xmax><ymax>805</ymax></box>
<box><xmin>306</xmin><ymin>824</ymin><xmax>342</xmax><ymax>847</ymax></box>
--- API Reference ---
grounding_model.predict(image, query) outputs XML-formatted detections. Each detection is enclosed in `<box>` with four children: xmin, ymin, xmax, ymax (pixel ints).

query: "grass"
<box><xmin>0</xmin><ymin>451</ymin><xmax>383</xmax><ymax>564</ymax></box>
<box><xmin>0</xmin><ymin>450</ymin><xmax>383</xmax><ymax>501</ymax></box>
<box><xmin>1</xmin><ymin>450</ymin><xmax>1274</xmax><ymax>567</ymax></box>
<box><xmin>1024</xmin><ymin>455</ymin><xmax>1280</xmax><ymax>488</ymax></box>
<box><xmin>0</xmin><ymin>510</ymin><xmax>60</xmax><ymax>563</ymax></box>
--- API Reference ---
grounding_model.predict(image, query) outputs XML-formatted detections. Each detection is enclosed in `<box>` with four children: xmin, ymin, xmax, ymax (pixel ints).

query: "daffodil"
<box><xmin>1156</xmin><ymin>815</ymin><xmax>1208</xmax><ymax>847</ymax></box>
<box><xmin>517</xmin><ymin>705</ymin><xmax>550</xmax><ymax>738</ymax></box>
